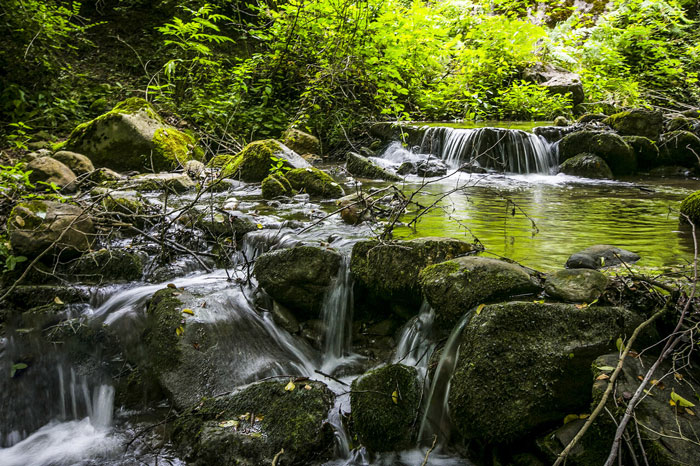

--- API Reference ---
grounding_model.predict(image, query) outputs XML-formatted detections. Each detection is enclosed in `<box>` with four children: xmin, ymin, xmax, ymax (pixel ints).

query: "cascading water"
<box><xmin>393</xmin><ymin>301</ymin><xmax>436</xmax><ymax>371</ymax></box>
<box><xmin>321</xmin><ymin>257</ymin><xmax>356</xmax><ymax>373</ymax></box>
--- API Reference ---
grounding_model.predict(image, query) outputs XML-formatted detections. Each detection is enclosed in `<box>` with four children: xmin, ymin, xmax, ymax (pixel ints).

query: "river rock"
<box><xmin>524</xmin><ymin>63</ymin><xmax>584</xmax><ymax>106</ymax></box>
<box><xmin>64</xmin><ymin>97</ymin><xmax>202</xmax><ymax>172</ymax></box>
<box><xmin>261</xmin><ymin>174</ymin><xmax>294</xmax><ymax>199</ymax></box>
<box><xmin>217</xmin><ymin>139</ymin><xmax>310</xmax><ymax>182</ymax></box>
<box><xmin>679</xmin><ymin>190</ymin><xmax>700</xmax><ymax>224</ymax></box>
<box><xmin>350</xmin><ymin>364</ymin><xmax>421</xmax><ymax>452</ymax></box>
<box><xmin>566</xmin><ymin>245</ymin><xmax>640</xmax><ymax>269</ymax></box>
<box><xmin>603</xmin><ymin>108</ymin><xmax>663</xmax><ymax>140</ymax></box>
<box><xmin>26</xmin><ymin>156</ymin><xmax>77</xmax><ymax>190</ymax></box>
<box><xmin>51</xmin><ymin>150</ymin><xmax>95</xmax><ymax>176</ymax></box>
<box><xmin>130</xmin><ymin>172</ymin><xmax>196</xmax><ymax>192</ymax></box>
<box><xmin>350</xmin><ymin>238</ymin><xmax>479</xmax><ymax>317</ymax></box>
<box><xmin>173</xmin><ymin>380</ymin><xmax>335</xmax><ymax>466</ymax></box>
<box><xmin>665</xmin><ymin>116</ymin><xmax>699</xmax><ymax>133</ymax></box>
<box><xmin>397</xmin><ymin>159</ymin><xmax>448</xmax><ymax>177</ymax></box>
<box><xmin>284</xmin><ymin>167</ymin><xmax>344</xmax><ymax>198</ymax></box>
<box><xmin>622</xmin><ymin>136</ymin><xmax>660</xmax><ymax>170</ymax></box>
<box><xmin>282</xmin><ymin>128</ymin><xmax>321</xmax><ymax>156</ymax></box>
<box><xmin>346</xmin><ymin>151</ymin><xmax>401</xmax><ymax>181</ymax></box>
<box><xmin>558</xmin><ymin>153</ymin><xmax>613</xmax><ymax>179</ymax></box>
<box><xmin>558</xmin><ymin>131</ymin><xmax>636</xmax><ymax>176</ymax></box>
<box><xmin>8</xmin><ymin>200</ymin><xmax>95</xmax><ymax>257</ymax></box>
<box><xmin>658</xmin><ymin>131</ymin><xmax>700</xmax><ymax>168</ymax></box>
<box><xmin>70</xmin><ymin>249</ymin><xmax>144</xmax><ymax>283</ymax></box>
<box><xmin>419</xmin><ymin>256</ymin><xmax>541</xmax><ymax>329</ymax></box>
<box><xmin>253</xmin><ymin>245</ymin><xmax>342</xmax><ymax>320</ymax></box>
<box><xmin>545</xmin><ymin>269</ymin><xmax>608</xmax><ymax>302</ymax></box>
<box><xmin>448</xmin><ymin>302</ymin><xmax>643</xmax><ymax>443</ymax></box>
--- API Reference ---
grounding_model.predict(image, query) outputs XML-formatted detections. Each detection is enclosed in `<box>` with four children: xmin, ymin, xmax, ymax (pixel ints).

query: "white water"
<box><xmin>393</xmin><ymin>302</ymin><xmax>436</xmax><ymax>371</ymax></box>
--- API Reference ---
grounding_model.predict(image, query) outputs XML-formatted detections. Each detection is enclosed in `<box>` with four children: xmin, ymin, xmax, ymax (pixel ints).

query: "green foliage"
<box><xmin>495</xmin><ymin>81</ymin><xmax>573</xmax><ymax>120</ymax></box>
<box><xmin>269</xmin><ymin>156</ymin><xmax>291</xmax><ymax>177</ymax></box>
<box><xmin>0</xmin><ymin>241</ymin><xmax>27</xmax><ymax>274</ymax></box>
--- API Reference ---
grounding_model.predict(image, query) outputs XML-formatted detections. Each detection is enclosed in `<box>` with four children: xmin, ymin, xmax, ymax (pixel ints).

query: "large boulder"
<box><xmin>173</xmin><ymin>380</ymin><xmax>335</xmax><ymax>466</ymax></box>
<box><xmin>679</xmin><ymin>190</ymin><xmax>700</xmax><ymax>224</ymax></box>
<box><xmin>26</xmin><ymin>156</ymin><xmax>77</xmax><ymax>190</ymax></box>
<box><xmin>51</xmin><ymin>150</ymin><xmax>95</xmax><ymax>176</ymax></box>
<box><xmin>419</xmin><ymin>256</ymin><xmax>541</xmax><ymax>329</ymax></box>
<box><xmin>524</xmin><ymin>63</ymin><xmax>584</xmax><ymax>106</ymax></box>
<box><xmin>346</xmin><ymin>152</ymin><xmax>401</xmax><ymax>181</ymax></box>
<box><xmin>622</xmin><ymin>136</ymin><xmax>660</xmax><ymax>170</ymax></box>
<box><xmin>284</xmin><ymin>167</ymin><xmax>344</xmax><ymax>198</ymax></box>
<box><xmin>282</xmin><ymin>128</ymin><xmax>321</xmax><ymax>156</ymax></box>
<box><xmin>658</xmin><ymin>131</ymin><xmax>700</xmax><ymax>167</ymax></box>
<box><xmin>545</xmin><ymin>269</ymin><xmax>608</xmax><ymax>302</ymax></box>
<box><xmin>261</xmin><ymin>174</ymin><xmax>294</xmax><ymax>199</ymax></box>
<box><xmin>64</xmin><ymin>98</ymin><xmax>201</xmax><ymax>172</ymax></box>
<box><xmin>558</xmin><ymin>153</ymin><xmax>613</xmax><ymax>179</ymax></box>
<box><xmin>350</xmin><ymin>364</ymin><xmax>421</xmax><ymax>452</ymax></box>
<box><xmin>69</xmin><ymin>249</ymin><xmax>144</xmax><ymax>283</ymax></box>
<box><xmin>219</xmin><ymin>140</ymin><xmax>310</xmax><ymax>182</ymax></box>
<box><xmin>566</xmin><ymin>245</ymin><xmax>640</xmax><ymax>269</ymax></box>
<box><xmin>350</xmin><ymin>238</ymin><xmax>478</xmax><ymax>317</ymax></box>
<box><xmin>603</xmin><ymin>108</ymin><xmax>663</xmax><ymax>140</ymax></box>
<box><xmin>253</xmin><ymin>246</ymin><xmax>343</xmax><ymax>320</ymax></box>
<box><xmin>558</xmin><ymin>131</ymin><xmax>636</xmax><ymax>176</ymax></box>
<box><xmin>448</xmin><ymin>302</ymin><xmax>643</xmax><ymax>443</ymax></box>
<box><xmin>8</xmin><ymin>200</ymin><xmax>95</xmax><ymax>257</ymax></box>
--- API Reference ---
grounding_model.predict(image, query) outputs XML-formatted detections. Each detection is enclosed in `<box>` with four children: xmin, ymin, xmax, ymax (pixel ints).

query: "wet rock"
<box><xmin>184</xmin><ymin>160</ymin><xmax>206</xmax><ymax>178</ymax></box>
<box><xmin>419</xmin><ymin>256</ymin><xmax>541</xmax><ymax>329</ymax></box>
<box><xmin>622</xmin><ymin>136</ymin><xmax>660</xmax><ymax>170</ymax></box>
<box><xmin>253</xmin><ymin>246</ymin><xmax>342</xmax><ymax>319</ymax></box>
<box><xmin>558</xmin><ymin>130</ymin><xmax>636</xmax><ymax>176</ymax></box>
<box><xmin>603</xmin><ymin>108</ymin><xmax>663</xmax><ymax>140</ymax></box>
<box><xmin>350</xmin><ymin>364</ymin><xmax>421</xmax><ymax>452</ymax></box>
<box><xmin>532</xmin><ymin>125</ymin><xmax>579</xmax><ymax>144</ymax></box>
<box><xmin>130</xmin><ymin>172</ymin><xmax>196</xmax><ymax>192</ymax></box>
<box><xmin>52</xmin><ymin>150</ymin><xmax>95</xmax><ymax>176</ymax></box>
<box><xmin>336</xmin><ymin>193</ymin><xmax>370</xmax><ymax>225</ymax></box>
<box><xmin>64</xmin><ymin>98</ymin><xmax>201</xmax><ymax>172</ymax></box>
<box><xmin>8</xmin><ymin>200</ymin><xmax>95</xmax><ymax>257</ymax></box>
<box><xmin>680</xmin><ymin>190</ymin><xmax>700</xmax><ymax>224</ymax></box>
<box><xmin>448</xmin><ymin>302</ymin><xmax>643</xmax><ymax>443</ymax></box>
<box><xmin>545</xmin><ymin>269</ymin><xmax>608</xmax><ymax>302</ymax></box>
<box><xmin>566</xmin><ymin>245</ymin><xmax>640</xmax><ymax>269</ymax></box>
<box><xmin>650</xmin><ymin>165</ymin><xmax>691</xmax><ymax>177</ymax></box>
<box><xmin>346</xmin><ymin>151</ymin><xmax>401</xmax><ymax>181</ymax></box>
<box><xmin>658</xmin><ymin>131</ymin><xmax>700</xmax><ymax>168</ymax></box>
<box><xmin>186</xmin><ymin>210</ymin><xmax>257</xmax><ymax>240</ymax></box>
<box><xmin>397</xmin><ymin>159</ymin><xmax>448</xmax><ymax>177</ymax></box>
<box><xmin>282</xmin><ymin>128</ymin><xmax>321</xmax><ymax>156</ymax></box>
<box><xmin>554</xmin><ymin>116</ymin><xmax>569</xmax><ymax>126</ymax></box>
<box><xmin>284</xmin><ymin>167</ymin><xmax>345</xmax><ymax>198</ymax></box>
<box><xmin>261</xmin><ymin>173</ymin><xmax>294</xmax><ymax>199</ymax></box>
<box><xmin>26</xmin><ymin>156</ymin><xmax>77</xmax><ymax>190</ymax></box>
<box><xmin>351</xmin><ymin>238</ymin><xmax>479</xmax><ymax>316</ymax></box>
<box><xmin>4</xmin><ymin>285</ymin><xmax>90</xmax><ymax>309</ymax></box>
<box><xmin>70</xmin><ymin>249</ymin><xmax>144</xmax><ymax>283</ymax></box>
<box><xmin>558</xmin><ymin>153</ymin><xmax>613</xmax><ymax>179</ymax></box>
<box><xmin>218</xmin><ymin>139</ymin><xmax>310</xmax><ymax>182</ymax></box>
<box><xmin>524</xmin><ymin>63</ymin><xmax>584</xmax><ymax>106</ymax></box>
<box><xmin>86</xmin><ymin>167</ymin><xmax>124</xmax><ymax>184</ymax></box>
<box><xmin>173</xmin><ymin>380</ymin><xmax>335</xmax><ymax>466</ymax></box>
<box><xmin>20</xmin><ymin>302</ymin><xmax>65</xmax><ymax>330</ymax></box>
<box><xmin>270</xmin><ymin>301</ymin><xmax>300</xmax><ymax>334</ymax></box>
<box><xmin>577</xmin><ymin>113</ymin><xmax>608</xmax><ymax>124</ymax></box>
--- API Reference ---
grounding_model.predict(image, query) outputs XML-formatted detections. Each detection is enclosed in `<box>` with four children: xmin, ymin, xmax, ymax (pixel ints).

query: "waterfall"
<box><xmin>393</xmin><ymin>302</ymin><xmax>435</xmax><ymax>371</ymax></box>
<box><xmin>321</xmin><ymin>257</ymin><xmax>354</xmax><ymax>372</ymax></box>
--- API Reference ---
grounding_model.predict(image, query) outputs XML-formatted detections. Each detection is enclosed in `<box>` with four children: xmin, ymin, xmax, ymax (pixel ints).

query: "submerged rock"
<box><xmin>261</xmin><ymin>173</ymin><xmax>294</xmax><ymax>199</ymax></box>
<box><xmin>350</xmin><ymin>364</ymin><xmax>421</xmax><ymax>452</ymax></box>
<box><xmin>448</xmin><ymin>302</ymin><xmax>643</xmax><ymax>443</ymax></box>
<box><xmin>566</xmin><ymin>245</ymin><xmax>640</xmax><ymax>269</ymax></box>
<box><xmin>346</xmin><ymin>151</ymin><xmax>401</xmax><ymax>181</ymax></box>
<box><xmin>218</xmin><ymin>139</ymin><xmax>310</xmax><ymax>182</ymax></box>
<box><xmin>558</xmin><ymin>153</ymin><xmax>613</xmax><ymax>179</ymax></box>
<box><xmin>26</xmin><ymin>156</ymin><xmax>77</xmax><ymax>190</ymax></box>
<box><xmin>603</xmin><ymin>108</ymin><xmax>663</xmax><ymax>140</ymax></box>
<box><xmin>282</xmin><ymin>128</ymin><xmax>321</xmax><ymax>156</ymax></box>
<box><xmin>52</xmin><ymin>150</ymin><xmax>95</xmax><ymax>176</ymax></box>
<box><xmin>680</xmin><ymin>190</ymin><xmax>700</xmax><ymax>224</ymax></box>
<box><xmin>419</xmin><ymin>256</ymin><xmax>540</xmax><ymax>329</ymax></box>
<box><xmin>558</xmin><ymin>131</ymin><xmax>636</xmax><ymax>176</ymax></box>
<box><xmin>284</xmin><ymin>167</ymin><xmax>344</xmax><ymax>198</ymax></box>
<box><xmin>545</xmin><ymin>269</ymin><xmax>608</xmax><ymax>302</ymax></box>
<box><xmin>658</xmin><ymin>130</ymin><xmax>700</xmax><ymax>168</ymax></box>
<box><xmin>254</xmin><ymin>246</ymin><xmax>342</xmax><ymax>320</ymax></box>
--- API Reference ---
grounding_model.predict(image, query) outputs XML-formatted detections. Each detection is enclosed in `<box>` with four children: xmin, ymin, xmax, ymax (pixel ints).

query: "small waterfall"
<box><xmin>393</xmin><ymin>302</ymin><xmax>435</xmax><ymax>371</ymax></box>
<box><xmin>321</xmin><ymin>258</ymin><xmax>354</xmax><ymax>372</ymax></box>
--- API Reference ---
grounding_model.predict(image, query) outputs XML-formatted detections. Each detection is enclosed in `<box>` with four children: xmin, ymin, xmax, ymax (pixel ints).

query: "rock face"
<box><xmin>261</xmin><ymin>174</ymin><xmax>294</xmax><ymax>199</ymax></box>
<box><xmin>64</xmin><ymin>98</ymin><xmax>201</xmax><ymax>172</ymax></box>
<box><xmin>220</xmin><ymin>140</ymin><xmax>310</xmax><ymax>182</ymax></box>
<box><xmin>545</xmin><ymin>269</ymin><xmax>608</xmax><ymax>302</ymax></box>
<box><xmin>658</xmin><ymin>131</ymin><xmax>700</xmax><ymax>167</ymax></box>
<box><xmin>448</xmin><ymin>302</ymin><xmax>643</xmax><ymax>443</ymax></box>
<box><xmin>603</xmin><ymin>108</ymin><xmax>663</xmax><ymax>140</ymax></box>
<box><xmin>419</xmin><ymin>256</ymin><xmax>540</xmax><ymax>329</ymax></box>
<box><xmin>566</xmin><ymin>245</ymin><xmax>640</xmax><ymax>269</ymax></box>
<box><xmin>284</xmin><ymin>167</ymin><xmax>345</xmax><ymax>198</ymax></box>
<box><xmin>350</xmin><ymin>238</ymin><xmax>478</xmax><ymax>316</ymax></box>
<box><xmin>254</xmin><ymin>246</ymin><xmax>343</xmax><ymax>319</ymax></box>
<box><xmin>8</xmin><ymin>200</ymin><xmax>95</xmax><ymax>257</ymax></box>
<box><xmin>51</xmin><ymin>151</ymin><xmax>95</xmax><ymax>176</ymax></box>
<box><xmin>26</xmin><ymin>156</ymin><xmax>77</xmax><ymax>189</ymax></box>
<box><xmin>558</xmin><ymin>153</ymin><xmax>613</xmax><ymax>179</ymax></box>
<box><xmin>282</xmin><ymin>128</ymin><xmax>321</xmax><ymax>156</ymax></box>
<box><xmin>558</xmin><ymin>131</ymin><xmax>636</xmax><ymax>175</ymax></box>
<box><xmin>524</xmin><ymin>63</ymin><xmax>585</xmax><ymax>105</ymax></box>
<box><xmin>623</xmin><ymin>136</ymin><xmax>660</xmax><ymax>170</ymax></box>
<box><xmin>350</xmin><ymin>364</ymin><xmax>421</xmax><ymax>452</ymax></box>
<box><xmin>346</xmin><ymin>152</ymin><xmax>401</xmax><ymax>181</ymax></box>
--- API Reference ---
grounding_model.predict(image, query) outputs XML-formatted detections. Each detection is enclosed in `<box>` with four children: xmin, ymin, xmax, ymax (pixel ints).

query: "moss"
<box><xmin>350</xmin><ymin>364</ymin><xmax>420</xmax><ymax>452</ymax></box>
<box><xmin>622</xmin><ymin>135</ymin><xmax>660</xmax><ymax>170</ymax></box>
<box><xmin>558</xmin><ymin>153</ymin><xmax>613</xmax><ymax>179</ymax></box>
<box><xmin>261</xmin><ymin>174</ymin><xmax>293</xmax><ymax>199</ymax></box>
<box><xmin>558</xmin><ymin>130</ymin><xmax>636</xmax><ymax>175</ymax></box>
<box><xmin>346</xmin><ymin>151</ymin><xmax>401</xmax><ymax>181</ymax></box>
<box><xmin>71</xmin><ymin>249</ymin><xmax>143</xmax><ymax>283</ymax></box>
<box><xmin>220</xmin><ymin>139</ymin><xmax>294</xmax><ymax>182</ymax></box>
<box><xmin>658</xmin><ymin>130</ymin><xmax>700</xmax><ymax>167</ymax></box>
<box><xmin>603</xmin><ymin>108</ymin><xmax>662</xmax><ymax>140</ymax></box>
<box><xmin>680</xmin><ymin>190</ymin><xmax>700</xmax><ymax>224</ymax></box>
<box><xmin>143</xmin><ymin>288</ymin><xmax>184</xmax><ymax>373</ymax></box>
<box><xmin>152</xmin><ymin>127</ymin><xmax>199</xmax><ymax>171</ymax></box>
<box><xmin>284</xmin><ymin>167</ymin><xmax>344</xmax><ymax>198</ymax></box>
<box><xmin>207</xmin><ymin>154</ymin><xmax>237</xmax><ymax>168</ymax></box>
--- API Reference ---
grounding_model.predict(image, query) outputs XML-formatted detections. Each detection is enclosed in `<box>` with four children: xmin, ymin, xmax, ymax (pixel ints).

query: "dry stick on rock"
<box><xmin>421</xmin><ymin>434</ymin><xmax>438</xmax><ymax>466</ymax></box>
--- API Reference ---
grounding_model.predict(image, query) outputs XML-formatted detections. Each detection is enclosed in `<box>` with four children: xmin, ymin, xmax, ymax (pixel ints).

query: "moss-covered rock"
<box><xmin>658</xmin><ymin>131</ymin><xmax>700</xmax><ymax>168</ymax></box>
<box><xmin>350</xmin><ymin>364</ymin><xmax>421</xmax><ymax>452</ymax></box>
<box><xmin>558</xmin><ymin>131</ymin><xmax>636</xmax><ymax>175</ymax></box>
<box><xmin>253</xmin><ymin>246</ymin><xmax>342</xmax><ymax>320</ymax></box>
<box><xmin>565</xmin><ymin>245</ymin><xmax>640</xmax><ymax>269</ymax></box>
<box><xmin>261</xmin><ymin>173</ymin><xmax>294</xmax><ymax>199</ymax></box>
<box><xmin>284</xmin><ymin>167</ymin><xmax>345</xmax><ymax>198</ymax></box>
<box><xmin>544</xmin><ymin>269</ymin><xmax>608</xmax><ymax>302</ymax></box>
<box><xmin>52</xmin><ymin>151</ymin><xmax>95</xmax><ymax>176</ymax></box>
<box><xmin>419</xmin><ymin>256</ymin><xmax>541</xmax><ymax>329</ymax></box>
<box><xmin>173</xmin><ymin>380</ymin><xmax>335</xmax><ymax>466</ymax></box>
<box><xmin>26</xmin><ymin>156</ymin><xmax>77</xmax><ymax>190</ymax></box>
<box><xmin>558</xmin><ymin>153</ymin><xmax>613</xmax><ymax>179</ymax></box>
<box><xmin>70</xmin><ymin>249</ymin><xmax>144</xmax><ymax>283</ymax></box>
<box><xmin>448</xmin><ymin>302</ymin><xmax>643</xmax><ymax>443</ymax></box>
<box><xmin>666</xmin><ymin>116</ymin><xmax>699</xmax><ymax>133</ymax></box>
<box><xmin>577</xmin><ymin>113</ymin><xmax>608</xmax><ymax>124</ymax></box>
<box><xmin>63</xmin><ymin>97</ymin><xmax>201</xmax><ymax>172</ymax></box>
<box><xmin>183</xmin><ymin>209</ymin><xmax>257</xmax><ymax>240</ymax></box>
<box><xmin>219</xmin><ymin>140</ymin><xmax>310</xmax><ymax>182</ymax></box>
<box><xmin>346</xmin><ymin>151</ymin><xmax>401</xmax><ymax>181</ymax></box>
<box><xmin>603</xmin><ymin>108</ymin><xmax>663</xmax><ymax>139</ymax></box>
<box><xmin>351</xmin><ymin>238</ymin><xmax>479</xmax><ymax>317</ymax></box>
<box><xmin>130</xmin><ymin>172</ymin><xmax>196</xmax><ymax>192</ymax></box>
<box><xmin>622</xmin><ymin>135</ymin><xmax>660</xmax><ymax>170</ymax></box>
<box><xmin>282</xmin><ymin>128</ymin><xmax>321</xmax><ymax>156</ymax></box>
<box><xmin>8</xmin><ymin>200</ymin><xmax>95</xmax><ymax>258</ymax></box>
<box><xmin>680</xmin><ymin>190</ymin><xmax>700</xmax><ymax>224</ymax></box>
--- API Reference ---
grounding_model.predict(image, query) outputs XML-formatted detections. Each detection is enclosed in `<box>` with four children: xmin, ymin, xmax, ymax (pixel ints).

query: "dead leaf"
<box><xmin>674</xmin><ymin>373</ymin><xmax>684</xmax><ymax>381</ymax></box>
<box><xmin>182</xmin><ymin>308</ymin><xmax>195</xmax><ymax>316</ymax></box>
<box><xmin>167</xmin><ymin>283</ymin><xmax>177</xmax><ymax>289</ymax></box>
<box><xmin>175</xmin><ymin>326</ymin><xmax>184</xmax><ymax>337</ymax></box>
<box><xmin>285</xmin><ymin>379</ymin><xmax>295</xmax><ymax>391</ymax></box>
<box><xmin>304</xmin><ymin>384</ymin><xmax>312</xmax><ymax>390</ymax></box>
<box><xmin>391</xmin><ymin>390</ymin><xmax>399</xmax><ymax>405</ymax></box>
<box><xmin>686</xmin><ymin>408</ymin><xmax>695</xmax><ymax>416</ymax></box>
<box><xmin>596</xmin><ymin>374</ymin><xmax>610</xmax><ymax>381</ymax></box>
<box><xmin>53</xmin><ymin>296</ymin><xmax>64</xmax><ymax>305</ymax></box>
<box><xmin>15</xmin><ymin>216</ymin><xmax>25</xmax><ymax>227</ymax></box>
<box><xmin>476</xmin><ymin>304</ymin><xmax>485</xmax><ymax>315</ymax></box>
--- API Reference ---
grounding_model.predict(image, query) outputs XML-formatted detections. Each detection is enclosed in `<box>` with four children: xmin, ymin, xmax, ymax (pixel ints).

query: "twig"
<box><xmin>271</xmin><ymin>448</ymin><xmax>284</xmax><ymax>466</ymax></box>
<box><xmin>421</xmin><ymin>434</ymin><xmax>438</xmax><ymax>466</ymax></box>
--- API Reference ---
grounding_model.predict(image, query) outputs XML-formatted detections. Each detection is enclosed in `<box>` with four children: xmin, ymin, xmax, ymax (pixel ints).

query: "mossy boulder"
<box><xmin>63</xmin><ymin>97</ymin><xmax>201</xmax><ymax>172</ymax></box>
<box><xmin>544</xmin><ymin>269</ymin><xmax>608</xmax><ymax>302</ymax></box>
<box><xmin>558</xmin><ymin>131</ymin><xmax>636</xmax><ymax>176</ymax></box>
<box><xmin>261</xmin><ymin>173</ymin><xmax>294</xmax><ymax>199</ymax></box>
<box><xmin>350</xmin><ymin>238</ymin><xmax>479</xmax><ymax>317</ymax></box>
<box><xmin>350</xmin><ymin>364</ymin><xmax>421</xmax><ymax>452</ymax></box>
<box><xmin>346</xmin><ymin>151</ymin><xmax>401</xmax><ymax>181</ymax></box>
<box><xmin>658</xmin><ymin>131</ymin><xmax>700</xmax><ymax>167</ymax></box>
<box><xmin>70</xmin><ymin>249</ymin><xmax>144</xmax><ymax>283</ymax></box>
<box><xmin>219</xmin><ymin>140</ymin><xmax>310</xmax><ymax>182</ymax></box>
<box><xmin>448</xmin><ymin>302</ymin><xmax>643</xmax><ymax>443</ymax></box>
<box><xmin>558</xmin><ymin>153</ymin><xmax>613</xmax><ymax>179</ymax></box>
<box><xmin>8</xmin><ymin>200</ymin><xmax>95</xmax><ymax>257</ymax></box>
<box><xmin>253</xmin><ymin>246</ymin><xmax>342</xmax><ymax>320</ymax></box>
<box><xmin>26</xmin><ymin>156</ymin><xmax>77</xmax><ymax>190</ymax></box>
<box><xmin>51</xmin><ymin>151</ymin><xmax>95</xmax><ymax>176</ymax></box>
<box><xmin>679</xmin><ymin>190</ymin><xmax>700</xmax><ymax>224</ymax></box>
<box><xmin>666</xmin><ymin>116</ymin><xmax>699</xmax><ymax>133</ymax></box>
<box><xmin>603</xmin><ymin>108</ymin><xmax>663</xmax><ymax>139</ymax></box>
<box><xmin>284</xmin><ymin>167</ymin><xmax>344</xmax><ymax>198</ymax></box>
<box><xmin>577</xmin><ymin>113</ymin><xmax>608</xmax><ymax>124</ymax></box>
<box><xmin>622</xmin><ymin>135</ymin><xmax>660</xmax><ymax>170</ymax></box>
<box><xmin>565</xmin><ymin>245</ymin><xmax>640</xmax><ymax>269</ymax></box>
<box><xmin>419</xmin><ymin>256</ymin><xmax>541</xmax><ymax>329</ymax></box>
<box><xmin>173</xmin><ymin>380</ymin><xmax>335</xmax><ymax>466</ymax></box>
<box><xmin>130</xmin><ymin>172</ymin><xmax>196</xmax><ymax>192</ymax></box>
<box><xmin>183</xmin><ymin>209</ymin><xmax>257</xmax><ymax>240</ymax></box>
<box><xmin>282</xmin><ymin>128</ymin><xmax>321</xmax><ymax>156</ymax></box>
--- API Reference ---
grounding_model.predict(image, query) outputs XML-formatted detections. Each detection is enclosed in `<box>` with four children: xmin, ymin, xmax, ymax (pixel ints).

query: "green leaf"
<box><xmin>671</xmin><ymin>390</ymin><xmax>695</xmax><ymax>408</ymax></box>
